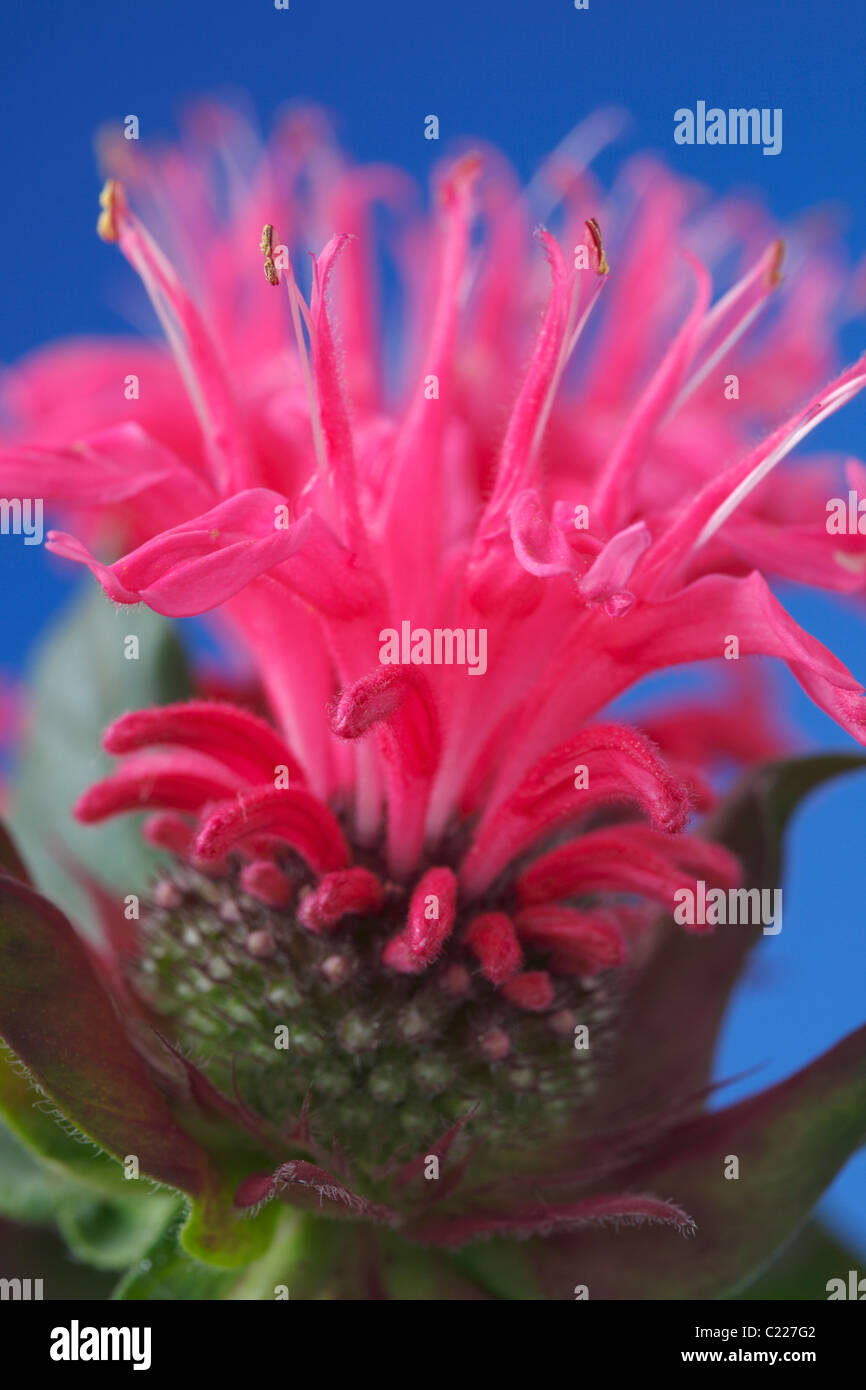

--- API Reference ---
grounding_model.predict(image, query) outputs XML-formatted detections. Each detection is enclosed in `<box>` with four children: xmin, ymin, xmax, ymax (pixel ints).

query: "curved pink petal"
<box><xmin>298</xmin><ymin>867</ymin><xmax>385</xmax><ymax>932</ymax></box>
<box><xmin>0</xmin><ymin>424</ymin><xmax>214</xmax><ymax>512</ymax></box>
<box><xmin>332</xmin><ymin>668</ymin><xmax>440</xmax><ymax>877</ymax></box>
<box><xmin>517</xmin><ymin>823</ymin><xmax>739</xmax><ymax>919</ymax></box>
<box><xmin>480</xmin><ymin>229</ymin><xmax>577</xmax><ymax>536</ymax></box>
<box><xmin>239</xmin><ymin>860</ymin><xmax>294</xmax><ymax>908</ymax></box>
<box><xmin>309</xmin><ymin>233</ymin><xmax>365</xmax><ymax>549</ymax></box>
<box><xmin>104</xmin><ymin>701</ymin><xmax>306</xmax><ymax>787</ymax></box>
<box><xmin>510</xmin><ymin>489</ymin><xmax>578</xmax><ymax>578</ymax></box>
<box><xmin>642</xmin><ymin>356</ymin><xmax>866</xmax><ymax>595</ymax></box>
<box><xmin>576</xmin><ymin>520</ymin><xmax>652</xmax><ymax>614</ymax></box>
<box><xmin>48</xmin><ymin>489</ymin><xmax>313</xmax><ymax>617</ymax></box>
<box><xmin>194</xmin><ymin>786</ymin><xmax>350</xmax><ymax>874</ymax></box>
<box><xmin>75</xmin><ymin>751</ymin><xmax>245</xmax><ymax>822</ymax></box>
<box><xmin>462</xmin><ymin>723</ymin><xmax>691</xmax><ymax>895</ymax></box>
<box><xmin>592</xmin><ymin>252</ymin><xmax>712</xmax><ymax>529</ymax></box>
<box><xmin>514</xmin><ymin>904</ymin><xmax>629</xmax><ymax>975</ymax></box>
<box><xmin>463</xmin><ymin>912</ymin><xmax>523</xmax><ymax>984</ymax></box>
<box><xmin>108</xmin><ymin>189</ymin><xmax>256</xmax><ymax>493</ymax></box>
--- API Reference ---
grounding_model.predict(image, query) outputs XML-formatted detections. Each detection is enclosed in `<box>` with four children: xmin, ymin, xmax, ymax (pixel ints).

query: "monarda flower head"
<box><xmin>0</xmin><ymin>103</ymin><xmax>865</xmax><ymax>1300</ymax></box>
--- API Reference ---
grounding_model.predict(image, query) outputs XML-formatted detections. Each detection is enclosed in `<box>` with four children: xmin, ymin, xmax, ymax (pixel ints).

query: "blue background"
<box><xmin>1</xmin><ymin>0</ymin><xmax>865</xmax><ymax>1253</ymax></box>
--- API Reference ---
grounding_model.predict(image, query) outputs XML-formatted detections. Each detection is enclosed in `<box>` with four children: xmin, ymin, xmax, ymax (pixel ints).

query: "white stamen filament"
<box><xmin>669</xmin><ymin>300</ymin><xmax>765</xmax><ymax>416</ymax></box>
<box><xmin>694</xmin><ymin>375</ymin><xmax>866</xmax><ymax>549</ymax></box>
<box><xmin>283</xmin><ymin>263</ymin><xmax>329</xmax><ymax>482</ymax></box>
<box><xmin>125</xmin><ymin>233</ymin><xmax>228</xmax><ymax>492</ymax></box>
<box><xmin>668</xmin><ymin>242</ymin><xmax>783</xmax><ymax>420</ymax></box>
<box><xmin>524</xmin><ymin>108</ymin><xmax>630</xmax><ymax>222</ymax></box>
<box><xmin>529</xmin><ymin>268</ymin><xmax>606</xmax><ymax>463</ymax></box>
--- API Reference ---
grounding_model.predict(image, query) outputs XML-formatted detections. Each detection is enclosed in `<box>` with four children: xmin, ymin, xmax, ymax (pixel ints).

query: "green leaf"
<box><xmin>56</xmin><ymin>1191</ymin><xmax>181</xmax><ymax>1271</ymax></box>
<box><xmin>0</xmin><ymin>875</ymin><xmax>209</xmax><ymax>1197</ymax></box>
<box><xmin>451</xmin><ymin>1240</ymin><xmax>545</xmax><ymax>1299</ymax></box>
<box><xmin>592</xmin><ymin>754</ymin><xmax>866</xmax><ymax>1127</ymax></box>
<box><xmin>0</xmin><ymin>1117</ymin><xmax>76</xmax><ymax>1222</ymax></box>
<box><xmin>7</xmin><ymin>584</ymin><xmax>189</xmax><ymax>933</ymax></box>
<box><xmin>114</xmin><ymin>1217</ymin><xmax>238</xmax><ymax>1300</ymax></box>
<box><xmin>116</xmin><ymin>1206</ymin><xmax>503</xmax><ymax>1300</ymax></box>
<box><xmin>734</xmin><ymin>1219</ymin><xmax>865</xmax><ymax>1300</ymax></box>
<box><xmin>115</xmin><ymin>1209</ymin><xmax>296</xmax><ymax>1300</ymax></box>
<box><xmin>0</xmin><ymin>1109</ymin><xmax>179</xmax><ymax>1270</ymax></box>
<box><xmin>180</xmin><ymin>1163</ymin><xmax>281</xmax><ymax>1269</ymax></box>
<box><xmin>0</xmin><ymin>823</ymin><xmax>31</xmax><ymax>885</ymax></box>
<box><xmin>0</xmin><ymin>1212</ymin><xmax>117</xmax><ymax>1300</ymax></box>
<box><xmin>0</xmin><ymin>1054</ymin><xmax>137</xmax><ymax>1199</ymax></box>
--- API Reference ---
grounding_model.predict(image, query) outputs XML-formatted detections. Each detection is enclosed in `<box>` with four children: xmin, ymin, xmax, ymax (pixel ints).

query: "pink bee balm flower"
<box><xmin>0</xmin><ymin>103</ymin><xmax>865</xmax><ymax>1301</ymax></box>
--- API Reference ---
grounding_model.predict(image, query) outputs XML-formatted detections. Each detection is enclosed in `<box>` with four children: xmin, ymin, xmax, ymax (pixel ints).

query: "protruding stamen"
<box><xmin>260</xmin><ymin>223</ymin><xmax>280</xmax><ymax>286</ymax></box>
<box><xmin>585</xmin><ymin>217</ymin><xmax>610</xmax><ymax>276</ymax></box>
<box><xmin>97</xmin><ymin>179</ymin><xmax>125</xmax><ymax>243</ymax></box>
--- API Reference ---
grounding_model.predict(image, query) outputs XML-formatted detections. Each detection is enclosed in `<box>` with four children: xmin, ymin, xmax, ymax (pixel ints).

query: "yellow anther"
<box><xmin>97</xmin><ymin>179</ymin><xmax>125</xmax><ymax>243</ymax></box>
<box><xmin>768</xmin><ymin>238</ymin><xmax>785</xmax><ymax>288</ymax></box>
<box><xmin>260</xmin><ymin>223</ymin><xmax>279</xmax><ymax>286</ymax></box>
<box><xmin>586</xmin><ymin>218</ymin><xmax>610</xmax><ymax>276</ymax></box>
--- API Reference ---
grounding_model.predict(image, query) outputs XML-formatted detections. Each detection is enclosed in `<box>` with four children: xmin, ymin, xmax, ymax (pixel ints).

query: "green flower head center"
<box><xmin>132</xmin><ymin>853</ymin><xmax>618</xmax><ymax>1177</ymax></box>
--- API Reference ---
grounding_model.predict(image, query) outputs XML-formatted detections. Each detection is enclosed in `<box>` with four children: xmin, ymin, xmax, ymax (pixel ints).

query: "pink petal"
<box><xmin>111</xmin><ymin>194</ymin><xmax>256</xmax><ymax>493</ymax></box>
<box><xmin>48</xmin><ymin>489</ymin><xmax>313</xmax><ymax>617</ymax></box>
<box><xmin>510</xmin><ymin>489</ymin><xmax>578</xmax><ymax>577</ymax></box>
<box><xmin>462</xmin><ymin>723</ymin><xmax>691</xmax><ymax>896</ymax></box>
<box><xmin>104</xmin><ymin>701</ymin><xmax>306</xmax><ymax>787</ymax></box>
<box><xmin>576</xmin><ymin>520</ymin><xmax>652</xmax><ymax>612</ymax></box>
<box><xmin>75</xmin><ymin>751</ymin><xmax>245</xmax><ymax>822</ymax></box>
<box><xmin>380</xmin><ymin>154</ymin><xmax>481</xmax><ymax>613</ymax></box>
<box><xmin>592</xmin><ymin>252</ymin><xmax>712</xmax><ymax>529</ymax></box>
<box><xmin>194</xmin><ymin>787</ymin><xmax>350</xmax><ymax>874</ymax></box>
<box><xmin>332</xmin><ymin>668</ymin><xmax>440</xmax><ymax>877</ymax></box>
<box><xmin>298</xmin><ymin>867</ymin><xmax>385</xmax><ymax>932</ymax></box>
<box><xmin>383</xmin><ymin>866</ymin><xmax>457</xmax><ymax>973</ymax></box>
<box><xmin>239</xmin><ymin>861</ymin><xmax>294</xmax><ymax>908</ymax></box>
<box><xmin>514</xmin><ymin>905</ymin><xmax>628</xmax><ymax>975</ymax></box>
<box><xmin>463</xmin><ymin>912</ymin><xmax>523</xmax><ymax>984</ymax></box>
<box><xmin>0</xmin><ymin>424</ymin><xmax>214</xmax><ymax>512</ymax></box>
<box><xmin>517</xmin><ymin>823</ymin><xmax>739</xmax><ymax>919</ymax></box>
<box><xmin>643</xmin><ymin>356</ymin><xmax>866</xmax><ymax>595</ymax></box>
<box><xmin>309</xmin><ymin>234</ymin><xmax>365</xmax><ymax>549</ymax></box>
<box><xmin>479</xmin><ymin>229</ymin><xmax>573</xmax><ymax>535</ymax></box>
